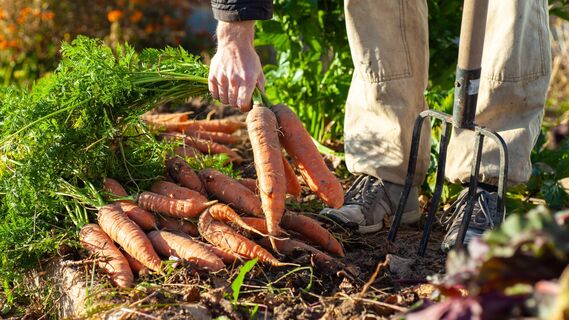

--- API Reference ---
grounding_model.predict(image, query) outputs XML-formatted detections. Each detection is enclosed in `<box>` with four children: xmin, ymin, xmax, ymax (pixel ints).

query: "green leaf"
<box><xmin>541</xmin><ymin>180</ymin><xmax>569</xmax><ymax>209</ymax></box>
<box><xmin>231</xmin><ymin>258</ymin><xmax>258</xmax><ymax>303</ymax></box>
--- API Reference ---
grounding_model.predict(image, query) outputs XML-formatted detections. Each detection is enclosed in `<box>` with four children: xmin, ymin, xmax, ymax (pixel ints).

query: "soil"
<box><xmin>27</xmin><ymin>101</ymin><xmax>450</xmax><ymax>319</ymax></box>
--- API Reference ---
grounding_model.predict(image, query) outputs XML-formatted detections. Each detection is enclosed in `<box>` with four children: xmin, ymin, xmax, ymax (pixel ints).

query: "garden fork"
<box><xmin>387</xmin><ymin>0</ymin><xmax>509</xmax><ymax>256</ymax></box>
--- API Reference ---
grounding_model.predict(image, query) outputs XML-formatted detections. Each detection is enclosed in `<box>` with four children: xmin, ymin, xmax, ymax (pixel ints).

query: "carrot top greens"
<box><xmin>0</xmin><ymin>36</ymin><xmax>211</xmax><ymax>283</ymax></box>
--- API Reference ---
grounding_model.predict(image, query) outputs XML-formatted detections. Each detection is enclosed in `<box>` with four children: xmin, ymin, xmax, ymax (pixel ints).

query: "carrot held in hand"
<box><xmin>148</xmin><ymin>230</ymin><xmax>224</xmax><ymax>272</ymax></box>
<box><xmin>281</xmin><ymin>213</ymin><xmax>345</xmax><ymax>257</ymax></box>
<box><xmin>137</xmin><ymin>191</ymin><xmax>216</xmax><ymax>218</ymax></box>
<box><xmin>79</xmin><ymin>224</ymin><xmax>134</xmax><ymax>289</ymax></box>
<box><xmin>272</xmin><ymin>104</ymin><xmax>344</xmax><ymax>208</ymax></box>
<box><xmin>198</xmin><ymin>168</ymin><xmax>263</xmax><ymax>217</ymax></box>
<box><xmin>246</xmin><ymin>105</ymin><xmax>287</xmax><ymax>250</ymax></box>
<box><xmin>282</xmin><ymin>153</ymin><xmax>302</xmax><ymax>199</ymax></box>
<box><xmin>97</xmin><ymin>204</ymin><xmax>162</xmax><ymax>272</ymax></box>
<box><xmin>166</xmin><ymin>157</ymin><xmax>206</xmax><ymax>195</ymax></box>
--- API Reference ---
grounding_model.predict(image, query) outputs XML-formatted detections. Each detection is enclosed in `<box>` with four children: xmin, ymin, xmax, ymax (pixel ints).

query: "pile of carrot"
<box><xmin>80</xmin><ymin>105</ymin><xmax>346</xmax><ymax>288</ymax></box>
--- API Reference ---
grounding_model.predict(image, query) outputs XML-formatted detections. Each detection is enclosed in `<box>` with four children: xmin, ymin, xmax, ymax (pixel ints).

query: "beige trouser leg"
<box><xmin>344</xmin><ymin>0</ymin><xmax>430</xmax><ymax>186</ymax></box>
<box><xmin>344</xmin><ymin>0</ymin><xmax>551</xmax><ymax>187</ymax></box>
<box><xmin>446</xmin><ymin>0</ymin><xmax>552</xmax><ymax>185</ymax></box>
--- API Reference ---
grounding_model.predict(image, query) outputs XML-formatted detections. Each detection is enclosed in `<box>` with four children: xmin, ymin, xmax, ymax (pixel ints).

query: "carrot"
<box><xmin>147</xmin><ymin>119</ymin><xmax>245</xmax><ymax>134</ymax></box>
<box><xmin>272</xmin><ymin>104</ymin><xmax>344</xmax><ymax>208</ymax></box>
<box><xmin>162</xmin><ymin>133</ymin><xmax>243</xmax><ymax>163</ymax></box>
<box><xmin>115</xmin><ymin>202</ymin><xmax>157</xmax><ymax>230</ymax></box>
<box><xmin>281</xmin><ymin>213</ymin><xmax>345</xmax><ymax>257</ymax></box>
<box><xmin>238</xmin><ymin>178</ymin><xmax>259</xmax><ymax>194</ymax></box>
<box><xmin>240</xmin><ymin>217</ymin><xmax>268</xmax><ymax>234</ymax></box>
<box><xmin>173</xmin><ymin>145</ymin><xmax>200</xmax><ymax>159</ymax></box>
<box><xmin>148</xmin><ymin>230</ymin><xmax>224</xmax><ymax>272</ymax></box>
<box><xmin>185</xmin><ymin>130</ymin><xmax>240</xmax><ymax>145</ymax></box>
<box><xmin>141</xmin><ymin>111</ymin><xmax>190</xmax><ymax>123</ymax></box>
<box><xmin>198</xmin><ymin>168</ymin><xmax>263</xmax><ymax>217</ymax></box>
<box><xmin>121</xmin><ymin>249</ymin><xmax>149</xmax><ymax>276</ymax></box>
<box><xmin>137</xmin><ymin>191</ymin><xmax>216</xmax><ymax>218</ymax></box>
<box><xmin>97</xmin><ymin>204</ymin><xmax>162</xmax><ymax>272</ymax></box>
<box><xmin>156</xmin><ymin>215</ymin><xmax>199</xmax><ymax>237</ymax></box>
<box><xmin>258</xmin><ymin>237</ymin><xmax>333</xmax><ymax>264</ymax></box>
<box><xmin>282</xmin><ymin>153</ymin><xmax>302</xmax><ymax>199</ymax></box>
<box><xmin>151</xmin><ymin>180</ymin><xmax>207</xmax><ymax>202</ymax></box>
<box><xmin>79</xmin><ymin>224</ymin><xmax>134</xmax><ymax>288</ymax></box>
<box><xmin>102</xmin><ymin>178</ymin><xmax>129</xmax><ymax>200</ymax></box>
<box><xmin>201</xmin><ymin>242</ymin><xmax>240</xmax><ymax>264</ymax></box>
<box><xmin>207</xmin><ymin>203</ymin><xmax>265</xmax><ymax>236</ymax></box>
<box><xmin>166</xmin><ymin>157</ymin><xmax>206</xmax><ymax>195</ymax></box>
<box><xmin>198</xmin><ymin>210</ymin><xmax>286</xmax><ymax>266</ymax></box>
<box><xmin>246</xmin><ymin>106</ymin><xmax>287</xmax><ymax>249</ymax></box>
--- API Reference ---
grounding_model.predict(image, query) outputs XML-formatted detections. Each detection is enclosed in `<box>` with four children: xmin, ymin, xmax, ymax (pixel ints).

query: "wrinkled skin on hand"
<box><xmin>208</xmin><ymin>21</ymin><xmax>266</xmax><ymax>112</ymax></box>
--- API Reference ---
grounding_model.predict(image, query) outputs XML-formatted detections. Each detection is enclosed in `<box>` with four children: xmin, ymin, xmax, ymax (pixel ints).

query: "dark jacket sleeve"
<box><xmin>211</xmin><ymin>0</ymin><xmax>273</xmax><ymax>21</ymax></box>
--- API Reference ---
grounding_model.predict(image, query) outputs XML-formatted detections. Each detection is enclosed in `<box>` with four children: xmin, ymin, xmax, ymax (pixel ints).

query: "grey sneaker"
<box><xmin>320</xmin><ymin>175</ymin><xmax>420</xmax><ymax>234</ymax></box>
<box><xmin>440</xmin><ymin>186</ymin><xmax>503</xmax><ymax>252</ymax></box>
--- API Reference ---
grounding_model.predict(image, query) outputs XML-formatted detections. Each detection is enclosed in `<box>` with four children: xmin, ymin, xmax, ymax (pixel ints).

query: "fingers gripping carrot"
<box><xmin>148</xmin><ymin>230</ymin><xmax>224</xmax><ymax>272</ymax></box>
<box><xmin>79</xmin><ymin>224</ymin><xmax>134</xmax><ymax>288</ymax></box>
<box><xmin>198</xmin><ymin>168</ymin><xmax>263</xmax><ymax>217</ymax></box>
<box><xmin>97</xmin><ymin>204</ymin><xmax>162</xmax><ymax>272</ymax></box>
<box><xmin>166</xmin><ymin>157</ymin><xmax>206</xmax><ymax>196</ymax></box>
<box><xmin>246</xmin><ymin>106</ymin><xmax>287</xmax><ymax>250</ymax></box>
<box><xmin>272</xmin><ymin>104</ymin><xmax>344</xmax><ymax>208</ymax></box>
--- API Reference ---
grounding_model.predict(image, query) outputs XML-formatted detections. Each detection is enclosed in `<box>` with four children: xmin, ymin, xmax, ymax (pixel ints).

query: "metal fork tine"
<box><xmin>455</xmin><ymin>131</ymin><xmax>485</xmax><ymax>250</ymax></box>
<box><xmin>418</xmin><ymin>120</ymin><xmax>452</xmax><ymax>256</ymax></box>
<box><xmin>387</xmin><ymin>112</ymin><xmax>429</xmax><ymax>242</ymax></box>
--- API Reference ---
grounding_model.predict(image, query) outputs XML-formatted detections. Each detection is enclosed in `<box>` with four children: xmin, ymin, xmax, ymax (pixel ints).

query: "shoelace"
<box><xmin>440</xmin><ymin>189</ymin><xmax>497</xmax><ymax>231</ymax></box>
<box><xmin>343</xmin><ymin>175</ymin><xmax>394</xmax><ymax>217</ymax></box>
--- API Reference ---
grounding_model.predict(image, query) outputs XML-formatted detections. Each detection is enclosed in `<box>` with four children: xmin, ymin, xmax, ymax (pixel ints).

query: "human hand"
<box><xmin>209</xmin><ymin>21</ymin><xmax>265</xmax><ymax>112</ymax></box>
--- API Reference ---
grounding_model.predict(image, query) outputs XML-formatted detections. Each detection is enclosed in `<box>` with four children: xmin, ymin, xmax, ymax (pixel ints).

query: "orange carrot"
<box><xmin>240</xmin><ymin>217</ymin><xmax>268</xmax><ymax>234</ymax></box>
<box><xmin>185</xmin><ymin>130</ymin><xmax>240</xmax><ymax>145</ymax></box>
<box><xmin>155</xmin><ymin>215</ymin><xmax>199</xmax><ymax>237</ymax></box>
<box><xmin>166</xmin><ymin>157</ymin><xmax>206</xmax><ymax>196</ymax></box>
<box><xmin>97</xmin><ymin>204</ymin><xmax>162</xmax><ymax>272</ymax></box>
<box><xmin>162</xmin><ymin>133</ymin><xmax>243</xmax><ymax>163</ymax></box>
<box><xmin>121</xmin><ymin>249</ymin><xmax>149</xmax><ymax>276</ymax></box>
<box><xmin>282</xmin><ymin>153</ymin><xmax>302</xmax><ymax>199</ymax></box>
<box><xmin>198</xmin><ymin>210</ymin><xmax>286</xmax><ymax>266</ymax></box>
<box><xmin>258</xmin><ymin>237</ymin><xmax>333</xmax><ymax>264</ymax></box>
<box><xmin>198</xmin><ymin>168</ymin><xmax>263</xmax><ymax>217</ymax></box>
<box><xmin>280</xmin><ymin>213</ymin><xmax>345</xmax><ymax>257</ymax></box>
<box><xmin>272</xmin><ymin>104</ymin><xmax>344</xmax><ymax>208</ymax></box>
<box><xmin>201</xmin><ymin>242</ymin><xmax>240</xmax><ymax>264</ymax></box>
<box><xmin>115</xmin><ymin>202</ymin><xmax>157</xmax><ymax>230</ymax></box>
<box><xmin>151</xmin><ymin>180</ymin><xmax>207</xmax><ymax>202</ymax></box>
<box><xmin>173</xmin><ymin>145</ymin><xmax>200</xmax><ymax>159</ymax></box>
<box><xmin>148</xmin><ymin>230</ymin><xmax>224</xmax><ymax>272</ymax></box>
<box><xmin>207</xmin><ymin>204</ymin><xmax>265</xmax><ymax>236</ymax></box>
<box><xmin>238</xmin><ymin>178</ymin><xmax>259</xmax><ymax>194</ymax></box>
<box><xmin>79</xmin><ymin>224</ymin><xmax>134</xmax><ymax>288</ymax></box>
<box><xmin>137</xmin><ymin>191</ymin><xmax>216</xmax><ymax>218</ymax></box>
<box><xmin>141</xmin><ymin>111</ymin><xmax>190</xmax><ymax>123</ymax></box>
<box><xmin>246</xmin><ymin>106</ymin><xmax>286</xmax><ymax>249</ymax></box>
<box><xmin>147</xmin><ymin>118</ymin><xmax>245</xmax><ymax>134</ymax></box>
<box><xmin>103</xmin><ymin>178</ymin><xmax>129</xmax><ymax>200</ymax></box>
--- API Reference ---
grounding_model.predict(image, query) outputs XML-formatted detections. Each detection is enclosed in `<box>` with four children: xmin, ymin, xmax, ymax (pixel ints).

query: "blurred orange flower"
<box><xmin>41</xmin><ymin>11</ymin><xmax>55</xmax><ymax>21</ymax></box>
<box><xmin>130</xmin><ymin>10</ymin><xmax>143</xmax><ymax>23</ymax></box>
<box><xmin>107</xmin><ymin>10</ymin><xmax>123</xmax><ymax>23</ymax></box>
